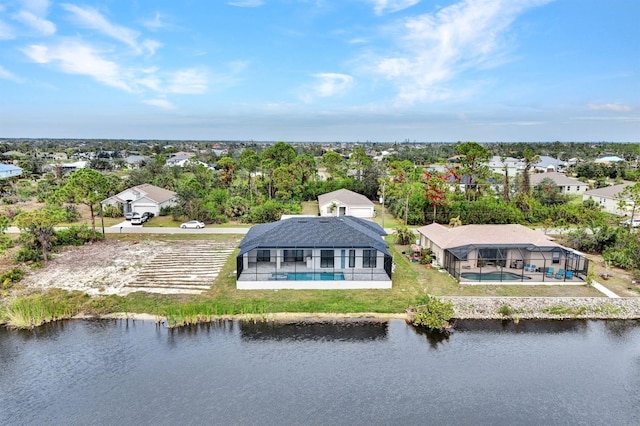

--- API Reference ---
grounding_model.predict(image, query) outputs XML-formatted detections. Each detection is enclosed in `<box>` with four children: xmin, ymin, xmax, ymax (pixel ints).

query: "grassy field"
<box><xmin>85</xmin><ymin>235</ymin><xmax>603</xmax><ymax>323</ymax></box>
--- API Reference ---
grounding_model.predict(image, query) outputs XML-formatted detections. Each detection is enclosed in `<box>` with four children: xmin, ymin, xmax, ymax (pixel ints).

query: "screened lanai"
<box><xmin>443</xmin><ymin>244</ymin><xmax>588</xmax><ymax>283</ymax></box>
<box><xmin>417</xmin><ymin>223</ymin><xmax>589</xmax><ymax>284</ymax></box>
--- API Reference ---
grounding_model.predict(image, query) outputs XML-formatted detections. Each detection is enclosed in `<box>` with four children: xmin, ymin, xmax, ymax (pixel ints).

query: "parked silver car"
<box><xmin>180</xmin><ymin>220</ymin><xmax>205</xmax><ymax>229</ymax></box>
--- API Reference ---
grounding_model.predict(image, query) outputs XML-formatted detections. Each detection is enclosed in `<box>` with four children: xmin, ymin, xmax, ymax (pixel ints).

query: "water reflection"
<box><xmin>239</xmin><ymin>320</ymin><xmax>388</xmax><ymax>342</ymax></box>
<box><xmin>411</xmin><ymin>326</ymin><xmax>451</xmax><ymax>349</ymax></box>
<box><xmin>455</xmin><ymin>319</ymin><xmax>589</xmax><ymax>334</ymax></box>
<box><xmin>603</xmin><ymin>319</ymin><xmax>640</xmax><ymax>340</ymax></box>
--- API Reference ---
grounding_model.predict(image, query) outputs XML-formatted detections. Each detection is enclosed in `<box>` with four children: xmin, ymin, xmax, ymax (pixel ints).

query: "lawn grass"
<box><xmin>88</xmin><ymin>235</ymin><xmax>603</xmax><ymax>324</ymax></box>
<box><xmin>301</xmin><ymin>201</ymin><xmax>319</xmax><ymax>215</ymax></box>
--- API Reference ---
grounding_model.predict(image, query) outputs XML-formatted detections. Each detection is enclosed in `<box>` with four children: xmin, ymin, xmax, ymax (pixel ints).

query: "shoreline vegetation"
<box><xmin>1</xmin><ymin>233</ymin><xmax>639</xmax><ymax>329</ymax></box>
<box><xmin>3</xmin><ymin>296</ymin><xmax>639</xmax><ymax>330</ymax></box>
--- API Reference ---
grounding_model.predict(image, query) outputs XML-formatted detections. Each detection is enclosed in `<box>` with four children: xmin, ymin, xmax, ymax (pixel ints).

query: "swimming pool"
<box><xmin>460</xmin><ymin>271</ymin><xmax>531</xmax><ymax>281</ymax></box>
<box><xmin>270</xmin><ymin>272</ymin><xmax>346</xmax><ymax>281</ymax></box>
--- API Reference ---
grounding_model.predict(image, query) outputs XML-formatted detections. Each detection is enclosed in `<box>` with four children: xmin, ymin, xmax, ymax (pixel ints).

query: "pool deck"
<box><xmin>457</xmin><ymin>266</ymin><xmax>584</xmax><ymax>286</ymax></box>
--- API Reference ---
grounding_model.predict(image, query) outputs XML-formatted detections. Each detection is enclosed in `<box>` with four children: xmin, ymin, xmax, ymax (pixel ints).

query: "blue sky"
<box><xmin>0</xmin><ymin>0</ymin><xmax>638</xmax><ymax>142</ymax></box>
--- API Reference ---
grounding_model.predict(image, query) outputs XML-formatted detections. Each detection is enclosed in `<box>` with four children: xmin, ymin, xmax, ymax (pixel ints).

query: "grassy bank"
<box><xmin>0</xmin><ymin>235</ymin><xmax>612</xmax><ymax>329</ymax></box>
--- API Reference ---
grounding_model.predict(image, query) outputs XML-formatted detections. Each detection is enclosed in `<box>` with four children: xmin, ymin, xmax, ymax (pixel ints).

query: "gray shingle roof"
<box><xmin>239</xmin><ymin>217</ymin><xmax>388</xmax><ymax>256</ymax></box>
<box><xmin>583</xmin><ymin>183</ymin><xmax>632</xmax><ymax>200</ymax></box>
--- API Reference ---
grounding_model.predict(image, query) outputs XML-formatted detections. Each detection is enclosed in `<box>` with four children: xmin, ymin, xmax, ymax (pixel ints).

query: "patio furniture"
<box><xmin>565</xmin><ymin>270</ymin><xmax>573</xmax><ymax>279</ymax></box>
<box><xmin>555</xmin><ymin>268</ymin><xmax>565</xmax><ymax>279</ymax></box>
<box><xmin>546</xmin><ymin>267</ymin><xmax>554</xmax><ymax>278</ymax></box>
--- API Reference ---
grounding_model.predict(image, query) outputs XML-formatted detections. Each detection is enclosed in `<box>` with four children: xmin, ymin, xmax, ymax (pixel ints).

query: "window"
<box><xmin>363</xmin><ymin>249</ymin><xmax>377</xmax><ymax>268</ymax></box>
<box><xmin>257</xmin><ymin>250</ymin><xmax>270</xmax><ymax>262</ymax></box>
<box><xmin>349</xmin><ymin>250</ymin><xmax>356</xmax><ymax>268</ymax></box>
<box><xmin>552</xmin><ymin>251</ymin><xmax>560</xmax><ymax>264</ymax></box>
<box><xmin>320</xmin><ymin>250</ymin><xmax>334</xmax><ymax>268</ymax></box>
<box><xmin>284</xmin><ymin>249</ymin><xmax>303</xmax><ymax>262</ymax></box>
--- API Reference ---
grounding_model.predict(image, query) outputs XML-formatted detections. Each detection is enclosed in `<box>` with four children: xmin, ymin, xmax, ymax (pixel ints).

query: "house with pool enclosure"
<box><xmin>416</xmin><ymin>223</ymin><xmax>588</xmax><ymax>283</ymax></box>
<box><xmin>236</xmin><ymin>216</ymin><xmax>393</xmax><ymax>289</ymax></box>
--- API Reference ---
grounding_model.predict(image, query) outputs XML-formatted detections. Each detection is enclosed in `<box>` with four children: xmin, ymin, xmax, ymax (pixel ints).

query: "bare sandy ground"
<box><xmin>19</xmin><ymin>239</ymin><xmax>175</xmax><ymax>296</ymax></box>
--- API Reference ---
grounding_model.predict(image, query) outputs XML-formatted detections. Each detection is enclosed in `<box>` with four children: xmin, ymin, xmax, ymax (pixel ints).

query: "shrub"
<box><xmin>14</xmin><ymin>247</ymin><xmax>43</xmax><ymax>263</ymax></box>
<box><xmin>497</xmin><ymin>304</ymin><xmax>513</xmax><ymax>316</ymax></box>
<box><xmin>54</xmin><ymin>225</ymin><xmax>103</xmax><ymax>247</ymax></box>
<box><xmin>412</xmin><ymin>294</ymin><xmax>455</xmax><ymax>330</ymax></box>
<box><xmin>0</xmin><ymin>267</ymin><xmax>25</xmax><ymax>292</ymax></box>
<box><xmin>394</xmin><ymin>225</ymin><xmax>415</xmax><ymax>245</ymax></box>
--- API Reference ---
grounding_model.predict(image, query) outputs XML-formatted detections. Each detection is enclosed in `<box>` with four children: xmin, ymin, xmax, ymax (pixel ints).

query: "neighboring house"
<box><xmin>594</xmin><ymin>155</ymin><xmax>625</xmax><ymax>164</ymax></box>
<box><xmin>582</xmin><ymin>183</ymin><xmax>633</xmax><ymax>215</ymax></box>
<box><xmin>529</xmin><ymin>172</ymin><xmax>589</xmax><ymax>195</ymax></box>
<box><xmin>487</xmin><ymin>156</ymin><xmax>524</xmax><ymax>177</ymax></box>
<box><xmin>534</xmin><ymin>156</ymin><xmax>566</xmax><ymax>173</ymax></box>
<box><xmin>236</xmin><ymin>216</ymin><xmax>392</xmax><ymax>289</ymax></box>
<box><xmin>0</xmin><ymin>163</ymin><xmax>22</xmax><ymax>179</ymax></box>
<box><xmin>101</xmin><ymin>183</ymin><xmax>177</xmax><ymax>217</ymax></box>
<box><xmin>416</xmin><ymin>223</ymin><xmax>588</xmax><ymax>282</ymax></box>
<box><xmin>318</xmin><ymin>188</ymin><xmax>375</xmax><ymax>218</ymax></box>
<box><xmin>43</xmin><ymin>161</ymin><xmax>88</xmax><ymax>175</ymax></box>
<box><xmin>124</xmin><ymin>155</ymin><xmax>148</xmax><ymax>168</ymax></box>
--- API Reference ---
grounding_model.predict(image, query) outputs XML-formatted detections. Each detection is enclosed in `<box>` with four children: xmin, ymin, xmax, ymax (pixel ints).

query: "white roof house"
<box><xmin>529</xmin><ymin>172</ymin><xmax>589</xmax><ymax>194</ymax></box>
<box><xmin>0</xmin><ymin>163</ymin><xmax>22</xmax><ymax>179</ymax></box>
<box><xmin>416</xmin><ymin>223</ymin><xmax>588</xmax><ymax>282</ymax></box>
<box><xmin>582</xmin><ymin>183</ymin><xmax>634</xmax><ymax>215</ymax></box>
<box><xmin>318</xmin><ymin>189</ymin><xmax>375</xmax><ymax>218</ymax></box>
<box><xmin>101</xmin><ymin>183</ymin><xmax>177</xmax><ymax>216</ymax></box>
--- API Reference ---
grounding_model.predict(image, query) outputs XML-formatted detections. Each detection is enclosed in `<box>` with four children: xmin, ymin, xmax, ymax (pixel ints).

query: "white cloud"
<box><xmin>302</xmin><ymin>73</ymin><xmax>354</xmax><ymax>102</ymax></box>
<box><xmin>143</xmin><ymin>98</ymin><xmax>175</xmax><ymax>110</ymax></box>
<box><xmin>61</xmin><ymin>3</ymin><xmax>160</xmax><ymax>55</ymax></box>
<box><xmin>141</xmin><ymin>39</ymin><xmax>163</xmax><ymax>55</ymax></box>
<box><xmin>228</xmin><ymin>0</ymin><xmax>265</xmax><ymax>7</ymax></box>
<box><xmin>367</xmin><ymin>0</ymin><xmax>420</xmax><ymax>15</ymax></box>
<box><xmin>13</xmin><ymin>10</ymin><xmax>56</xmax><ymax>35</ymax></box>
<box><xmin>167</xmin><ymin>68</ymin><xmax>208</xmax><ymax>94</ymax></box>
<box><xmin>588</xmin><ymin>103</ymin><xmax>632</xmax><ymax>112</ymax></box>
<box><xmin>142</xmin><ymin>12</ymin><xmax>166</xmax><ymax>31</ymax></box>
<box><xmin>22</xmin><ymin>40</ymin><xmax>132</xmax><ymax>91</ymax></box>
<box><xmin>0</xmin><ymin>65</ymin><xmax>22</xmax><ymax>82</ymax></box>
<box><xmin>371</xmin><ymin>0</ymin><xmax>553</xmax><ymax>104</ymax></box>
<box><xmin>21</xmin><ymin>0</ymin><xmax>50</xmax><ymax>16</ymax></box>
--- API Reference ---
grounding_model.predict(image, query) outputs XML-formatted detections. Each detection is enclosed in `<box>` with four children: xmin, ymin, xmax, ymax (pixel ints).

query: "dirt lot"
<box><xmin>18</xmin><ymin>240</ymin><xmax>175</xmax><ymax>296</ymax></box>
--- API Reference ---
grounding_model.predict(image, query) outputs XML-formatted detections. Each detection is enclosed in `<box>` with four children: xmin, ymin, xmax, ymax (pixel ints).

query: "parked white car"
<box><xmin>620</xmin><ymin>218</ymin><xmax>640</xmax><ymax>228</ymax></box>
<box><xmin>181</xmin><ymin>220</ymin><xmax>205</xmax><ymax>229</ymax></box>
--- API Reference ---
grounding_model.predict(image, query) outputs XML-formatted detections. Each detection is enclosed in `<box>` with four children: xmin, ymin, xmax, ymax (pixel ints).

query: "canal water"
<box><xmin>1</xmin><ymin>319</ymin><xmax>638</xmax><ymax>425</ymax></box>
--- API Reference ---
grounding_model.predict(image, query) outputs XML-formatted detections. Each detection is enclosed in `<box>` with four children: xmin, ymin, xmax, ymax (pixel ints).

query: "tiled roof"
<box><xmin>133</xmin><ymin>184</ymin><xmax>176</xmax><ymax>203</ymax></box>
<box><xmin>529</xmin><ymin>172</ymin><xmax>587</xmax><ymax>187</ymax></box>
<box><xmin>416</xmin><ymin>223</ymin><xmax>561</xmax><ymax>249</ymax></box>
<box><xmin>239</xmin><ymin>217</ymin><xmax>388</xmax><ymax>256</ymax></box>
<box><xmin>583</xmin><ymin>183</ymin><xmax>632</xmax><ymax>200</ymax></box>
<box><xmin>318</xmin><ymin>189</ymin><xmax>373</xmax><ymax>207</ymax></box>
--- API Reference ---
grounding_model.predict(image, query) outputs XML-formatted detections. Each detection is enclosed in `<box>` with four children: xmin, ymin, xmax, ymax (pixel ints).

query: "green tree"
<box><xmin>239</xmin><ymin>149</ymin><xmax>260</xmax><ymax>203</ymax></box>
<box><xmin>521</xmin><ymin>148</ymin><xmax>540</xmax><ymax>195</ymax></box>
<box><xmin>61</xmin><ymin>168</ymin><xmax>111</xmax><ymax>232</ymax></box>
<box><xmin>261</xmin><ymin>142</ymin><xmax>297</xmax><ymax>198</ymax></box>
<box><xmin>15</xmin><ymin>207</ymin><xmax>66</xmax><ymax>262</ymax></box>
<box><xmin>455</xmin><ymin>142</ymin><xmax>491</xmax><ymax>200</ymax></box>
<box><xmin>217</xmin><ymin>156</ymin><xmax>237</xmax><ymax>187</ymax></box>
<box><xmin>321</xmin><ymin>151</ymin><xmax>344</xmax><ymax>178</ymax></box>
<box><xmin>618</xmin><ymin>182</ymin><xmax>640</xmax><ymax>227</ymax></box>
<box><xmin>349</xmin><ymin>147</ymin><xmax>372</xmax><ymax>181</ymax></box>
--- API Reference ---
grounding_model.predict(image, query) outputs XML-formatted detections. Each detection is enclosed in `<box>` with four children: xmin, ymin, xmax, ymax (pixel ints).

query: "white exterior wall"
<box><xmin>239</xmin><ymin>247</ymin><xmax>390</xmax><ymax>289</ymax></box>
<box><xmin>237</xmin><ymin>280</ymin><xmax>391</xmax><ymax>290</ymax></box>
<box><xmin>582</xmin><ymin>195</ymin><xmax>625</xmax><ymax>215</ymax></box>
<box><xmin>319</xmin><ymin>201</ymin><xmax>374</xmax><ymax>218</ymax></box>
<box><xmin>348</xmin><ymin>207</ymin><xmax>374</xmax><ymax>218</ymax></box>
